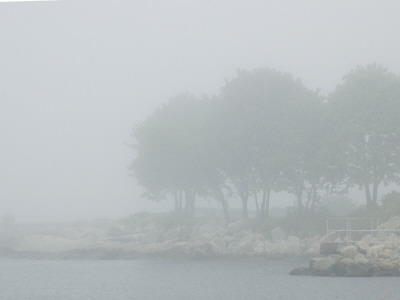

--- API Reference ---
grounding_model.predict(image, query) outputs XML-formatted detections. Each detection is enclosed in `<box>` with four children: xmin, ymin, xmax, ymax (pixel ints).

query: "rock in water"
<box><xmin>320</xmin><ymin>242</ymin><xmax>339</xmax><ymax>255</ymax></box>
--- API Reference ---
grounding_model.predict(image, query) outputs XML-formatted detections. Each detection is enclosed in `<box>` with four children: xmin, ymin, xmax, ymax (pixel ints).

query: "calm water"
<box><xmin>0</xmin><ymin>258</ymin><xmax>398</xmax><ymax>299</ymax></box>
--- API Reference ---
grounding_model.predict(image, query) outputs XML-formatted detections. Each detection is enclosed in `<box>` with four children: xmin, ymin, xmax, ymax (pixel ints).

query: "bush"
<box><xmin>348</xmin><ymin>191</ymin><xmax>400</xmax><ymax>218</ymax></box>
<box><xmin>278</xmin><ymin>209</ymin><xmax>328</xmax><ymax>238</ymax></box>
<box><xmin>250</xmin><ymin>209</ymin><xmax>328</xmax><ymax>238</ymax></box>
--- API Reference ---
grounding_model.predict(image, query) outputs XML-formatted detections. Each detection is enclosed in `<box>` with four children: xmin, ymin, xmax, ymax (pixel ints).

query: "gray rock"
<box><xmin>320</xmin><ymin>242</ymin><xmax>339</xmax><ymax>255</ymax></box>
<box><xmin>354</xmin><ymin>241</ymin><xmax>369</xmax><ymax>254</ymax></box>
<box><xmin>309</xmin><ymin>257</ymin><xmax>336</xmax><ymax>274</ymax></box>
<box><xmin>270</xmin><ymin>227</ymin><xmax>287</xmax><ymax>241</ymax></box>
<box><xmin>340</xmin><ymin>245</ymin><xmax>359</xmax><ymax>258</ymax></box>
<box><xmin>320</xmin><ymin>232</ymin><xmax>340</xmax><ymax>243</ymax></box>
<box><xmin>289</xmin><ymin>267</ymin><xmax>311</xmax><ymax>276</ymax></box>
<box><xmin>343</xmin><ymin>262</ymin><xmax>374</xmax><ymax>277</ymax></box>
<box><xmin>226</xmin><ymin>220</ymin><xmax>246</xmax><ymax>232</ymax></box>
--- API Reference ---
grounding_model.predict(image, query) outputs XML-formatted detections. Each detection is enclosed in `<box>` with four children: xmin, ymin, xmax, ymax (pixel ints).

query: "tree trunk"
<box><xmin>364</xmin><ymin>180</ymin><xmax>372</xmax><ymax>209</ymax></box>
<box><xmin>260</xmin><ymin>187</ymin><xmax>271</xmax><ymax>218</ymax></box>
<box><xmin>184</xmin><ymin>189</ymin><xmax>195</xmax><ymax>217</ymax></box>
<box><xmin>261</xmin><ymin>189</ymin><xmax>267</xmax><ymax>217</ymax></box>
<box><xmin>372</xmin><ymin>180</ymin><xmax>379</xmax><ymax>208</ymax></box>
<box><xmin>254</xmin><ymin>193</ymin><xmax>259</xmax><ymax>217</ymax></box>
<box><xmin>242</xmin><ymin>197</ymin><xmax>248</xmax><ymax>218</ymax></box>
<box><xmin>240</xmin><ymin>189</ymin><xmax>249</xmax><ymax>219</ymax></box>
<box><xmin>174</xmin><ymin>190</ymin><xmax>179</xmax><ymax>212</ymax></box>
<box><xmin>265</xmin><ymin>188</ymin><xmax>271</xmax><ymax>218</ymax></box>
<box><xmin>218</xmin><ymin>190</ymin><xmax>230</xmax><ymax>222</ymax></box>
<box><xmin>310</xmin><ymin>185</ymin><xmax>317</xmax><ymax>212</ymax></box>
<box><xmin>371</xmin><ymin>162</ymin><xmax>379</xmax><ymax>208</ymax></box>
<box><xmin>297</xmin><ymin>190</ymin><xmax>304</xmax><ymax>213</ymax></box>
<box><xmin>178</xmin><ymin>190</ymin><xmax>183</xmax><ymax>213</ymax></box>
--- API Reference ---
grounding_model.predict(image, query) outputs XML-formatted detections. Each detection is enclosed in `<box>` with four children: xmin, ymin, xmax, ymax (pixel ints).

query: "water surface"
<box><xmin>0</xmin><ymin>258</ymin><xmax>398</xmax><ymax>299</ymax></box>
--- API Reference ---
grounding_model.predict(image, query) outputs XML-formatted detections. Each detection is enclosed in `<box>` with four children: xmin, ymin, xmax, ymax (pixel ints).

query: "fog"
<box><xmin>1</xmin><ymin>0</ymin><xmax>400</xmax><ymax>223</ymax></box>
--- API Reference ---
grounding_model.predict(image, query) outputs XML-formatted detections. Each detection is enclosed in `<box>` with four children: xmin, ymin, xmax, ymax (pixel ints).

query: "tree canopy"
<box><xmin>329</xmin><ymin>65</ymin><xmax>400</xmax><ymax>208</ymax></box>
<box><xmin>130</xmin><ymin>64</ymin><xmax>400</xmax><ymax>219</ymax></box>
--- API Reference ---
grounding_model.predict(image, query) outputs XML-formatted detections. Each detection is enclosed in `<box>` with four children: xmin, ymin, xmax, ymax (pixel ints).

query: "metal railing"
<box><xmin>326</xmin><ymin>217</ymin><xmax>400</xmax><ymax>241</ymax></box>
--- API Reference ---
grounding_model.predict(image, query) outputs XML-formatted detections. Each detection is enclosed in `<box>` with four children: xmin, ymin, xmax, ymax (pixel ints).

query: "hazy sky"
<box><xmin>1</xmin><ymin>0</ymin><xmax>400</xmax><ymax>222</ymax></box>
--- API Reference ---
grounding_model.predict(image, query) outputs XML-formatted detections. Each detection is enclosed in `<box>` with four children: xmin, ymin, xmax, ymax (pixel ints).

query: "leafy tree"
<box><xmin>131</xmin><ymin>94</ymin><xmax>209</xmax><ymax>216</ymax></box>
<box><xmin>282</xmin><ymin>95</ymin><xmax>348</xmax><ymax>214</ymax></box>
<box><xmin>329</xmin><ymin>64</ymin><xmax>400</xmax><ymax>209</ymax></box>
<box><xmin>216</xmin><ymin>68</ymin><xmax>317</xmax><ymax>218</ymax></box>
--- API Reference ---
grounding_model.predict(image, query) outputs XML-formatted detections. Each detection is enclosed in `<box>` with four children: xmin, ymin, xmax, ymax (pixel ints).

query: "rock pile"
<box><xmin>290</xmin><ymin>221</ymin><xmax>400</xmax><ymax>277</ymax></box>
<box><xmin>0</xmin><ymin>218</ymin><xmax>322</xmax><ymax>259</ymax></box>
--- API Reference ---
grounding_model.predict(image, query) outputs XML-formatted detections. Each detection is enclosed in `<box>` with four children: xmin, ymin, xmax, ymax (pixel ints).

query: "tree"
<box><xmin>216</xmin><ymin>68</ymin><xmax>317</xmax><ymax>218</ymax></box>
<box><xmin>131</xmin><ymin>94</ymin><xmax>210</xmax><ymax>216</ymax></box>
<box><xmin>329</xmin><ymin>64</ymin><xmax>400</xmax><ymax>209</ymax></box>
<box><xmin>283</xmin><ymin>95</ymin><xmax>331</xmax><ymax>213</ymax></box>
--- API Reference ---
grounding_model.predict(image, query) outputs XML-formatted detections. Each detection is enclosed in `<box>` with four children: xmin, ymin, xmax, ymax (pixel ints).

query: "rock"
<box><xmin>210</xmin><ymin>235</ymin><xmax>227</xmax><ymax>251</ymax></box>
<box><xmin>331</xmin><ymin>258</ymin><xmax>352</xmax><ymax>276</ymax></box>
<box><xmin>277</xmin><ymin>239</ymin><xmax>301</xmax><ymax>256</ymax></box>
<box><xmin>198</xmin><ymin>221</ymin><xmax>224</xmax><ymax>236</ymax></box>
<box><xmin>161</xmin><ymin>227</ymin><xmax>181</xmax><ymax>242</ymax></box>
<box><xmin>378</xmin><ymin>259</ymin><xmax>399</xmax><ymax>273</ymax></box>
<box><xmin>320</xmin><ymin>242</ymin><xmax>339</xmax><ymax>255</ymax></box>
<box><xmin>368</xmin><ymin>244</ymin><xmax>385</xmax><ymax>258</ymax></box>
<box><xmin>320</xmin><ymin>232</ymin><xmax>340</xmax><ymax>243</ymax></box>
<box><xmin>354</xmin><ymin>241</ymin><xmax>369</xmax><ymax>254</ymax></box>
<box><xmin>344</xmin><ymin>262</ymin><xmax>374</xmax><ymax>277</ymax></box>
<box><xmin>380</xmin><ymin>248</ymin><xmax>394</xmax><ymax>259</ymax></box>
<box><xmin>353</xmin><ymin>253</ymin><xmax>369</xmax><ymax>265</ymax></box>
<box><xmin>288</xmin><ymin>236</ymin><xmax>301</xmax><ymax>248</ymax></box>
<box><xmin>141</xmin><ymin>219</ymin><xmax>157</xmax><ymax>232</ymax></box>
<box><xmin>309</xmin><ymin>257</ymin><xmax>336</xmax><ymax>274</ymax></box>
<box><xmin>290</xmin><ymin>267</ymin><xmax>311</xmax><ymax>276</ymax></box>
<box><xmin>143</xmin><ymin>231</ymin><xmax>161</xmax><ymax>244</ymax></box>
<box><xmin>226</xmin><ymin>220</ymin><xmax>246</xmax><ymax>232</ymax></box>
<box><xmin>304</xmin><ymin>247</ymin><xmax>319</xmax><ymax>255</ymax></box>
<box><xmin>270</xmin><ymin>227</ymin><xmax>286</xmax><ymax>241</ymax></box>
<box><xmin>254</xmin><ymin>241</ymin><xmax>265</xmax><ymax>255</ymax></box>
<box><xmin>340</xmin><ymin>245</ymin><xmax>359</xmax><ymax>258</ymax></box>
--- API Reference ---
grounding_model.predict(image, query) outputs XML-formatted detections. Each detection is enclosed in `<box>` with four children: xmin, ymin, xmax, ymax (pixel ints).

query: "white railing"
<box><xmin>326</xmin><ymin>217</ymin><xmax>400</xmax><ymax>241</ymax></box>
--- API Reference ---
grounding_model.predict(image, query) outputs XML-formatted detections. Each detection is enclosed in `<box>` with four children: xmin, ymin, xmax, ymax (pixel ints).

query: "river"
<box><xmin>0</xmin><ymin>258</ymin><xmax>398</xmax><ymax>299</ymax></box>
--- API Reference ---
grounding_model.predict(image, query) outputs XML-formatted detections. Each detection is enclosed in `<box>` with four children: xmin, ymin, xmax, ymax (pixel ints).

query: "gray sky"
<box><xmin>1</xmin><ymin>0</ymin><xmax>400</xmax><ymax>222</ymax></box>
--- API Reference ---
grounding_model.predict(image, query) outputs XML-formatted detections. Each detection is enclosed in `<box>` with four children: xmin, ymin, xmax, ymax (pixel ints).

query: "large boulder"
<box><xmin>309</xmin><ymin>257</ymin><xmax>336</xmax><ymax>275</ymax></box>
<box><xmin>376</xmin><ymin>258</ymin><xmax>400</xmax><ymax>275</ymax></box>
<box><xmin>320</xmin><ymin>242</ymin><xmax>339</xmax><ymax>255</ymax></box>
<box><xmin>332</xmin><ymin>257</ymin><xmax>374</xmax><ymax>277</ymax></box>
<box><xmin>226</xmin><ymin>220</ymin><xmax>246</xmax><ymax>232</ymax></box>
<box><xmin>340</xmin><ymin>245</ymin><xmax>359</xmax><ymax>258</ymax></box>
<box><xmin>160</xmin><ymin>227</ymin><xmax>181</xmax><ymax>242</ymax></box>
<box><xmin>320</xmin><ymin>232</ymin><xmax>340</xmax><ymax>243</ymax></box>
<box><xmin>354</xmin><ymin>241</ymin><xmax>370</xmax><ymax>254</ymax></box>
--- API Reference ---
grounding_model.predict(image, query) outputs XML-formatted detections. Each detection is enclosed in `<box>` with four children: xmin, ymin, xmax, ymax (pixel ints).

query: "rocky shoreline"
<box><xmin>2</xmin><ymin>215</ymin><xmax>400</xmax><ymax>277</ymax></box>
<box><xmin>0</xmin><ymin>217</ymin><xmax>321</xmax><ymax>260</ymax></box>
<box><xmin>290</xmin><ymin>218</ymin><xmax>400</xmax><ymax>276</ymax></box>
<box><xmin>290</xmin><ymin>239</ymin><xmax>400</xmax><ymax>277</ymax></box>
